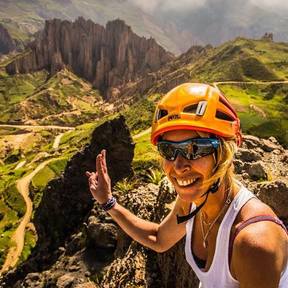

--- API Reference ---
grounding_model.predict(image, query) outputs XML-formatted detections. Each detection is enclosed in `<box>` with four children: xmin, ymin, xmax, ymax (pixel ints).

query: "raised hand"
<box><xmin>86</xmin><ymin>149</ymin><xmax>112</xmax><ymax>204</ymax></box>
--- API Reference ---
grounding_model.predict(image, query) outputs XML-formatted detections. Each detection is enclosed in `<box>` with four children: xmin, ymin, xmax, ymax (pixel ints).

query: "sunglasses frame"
<box><xmin>157</xmin><ymin>137</ymin><xmax>220</xmax><ymax>161</ymax></box>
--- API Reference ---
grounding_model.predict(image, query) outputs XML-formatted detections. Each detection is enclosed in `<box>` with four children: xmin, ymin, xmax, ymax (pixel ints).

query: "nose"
<box><xmin>173</xmin><ymin>152</ymin><xmax>191</xmax><ymax>174</ymax></box>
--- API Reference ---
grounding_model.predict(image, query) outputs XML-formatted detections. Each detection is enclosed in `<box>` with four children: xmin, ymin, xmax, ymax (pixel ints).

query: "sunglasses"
<box><xmin>157</xmin><ymin>138</ymin><xmax>220</xmax><ymax>161</ymax></box>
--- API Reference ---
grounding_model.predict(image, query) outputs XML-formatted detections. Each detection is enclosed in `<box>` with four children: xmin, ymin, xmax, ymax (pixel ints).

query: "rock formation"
<box><xmin>0</xmin><ymin>24</ymin><xmax>16</xmax><ymax>55</ymax></box>
<box><xmin>117</xmin><ymin>44</ymin><xmax>211</xmax><ymax>101</ymax></box>
<box><xmin>5</xmin><ymin>17</ymin><xmax>174</xmax><ymax>99</ymax></box>
<box><xmin>1</xmin><ymin>130</ymin><xmax>287</xmax><ymax>287</ymax></box>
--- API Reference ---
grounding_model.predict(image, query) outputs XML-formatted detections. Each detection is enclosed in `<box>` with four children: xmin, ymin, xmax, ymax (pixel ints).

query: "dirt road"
<box><xmin>0</xmin><ymin>124</ymin><xmax>74</xmax><ymax>131</ymax></box>
<box><xmin>53</xmin><ymin>133</ymin><xmax>64</xmax><ymax>150</ymax></box>
<box><xmin>0</xmin><ymin>158</ymin><xmax>55</xmax><ymax>273</ymax></box>
<box><xmin>132</xmin><ymin>128</ymin><xmax>151</xmax><ymax>140</ymax></box>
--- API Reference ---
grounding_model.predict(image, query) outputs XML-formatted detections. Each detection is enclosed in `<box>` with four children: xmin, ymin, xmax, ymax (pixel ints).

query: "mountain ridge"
<box><xmin>5</xmin><ymin>17</ymin><xmax>174</xmax><ymax>99</ymax></box>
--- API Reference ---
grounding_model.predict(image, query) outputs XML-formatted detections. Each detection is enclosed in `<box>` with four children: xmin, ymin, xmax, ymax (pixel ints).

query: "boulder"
<box><xmin>233</xmin><ymin>159</ymin><xmax>244</xmax><ymax>174</ymax></box>
<box><xmin>242</xmin><ymin>135</ymin><xmax>261</xmax><ymax>149</ymax></box>
<box><xmin>245</xmin><ymin>161</ymin><xmax>268</xmax><ymax>181</ymax></box>
<box><xmin>261</xmin><ymin>138</ymin><xmax>279</xmax><ymax>152</ymax></box>
<box><xmin>255</xmin><ymin>181</ymin><xmax>288</xmax><ymax>219</ymax></box>
<box><xmin>281</xmin><ymin>153</ymin><xmax>288</xmax><ymax>164</ymax></box>
<box><xmin>86</xmin><ymin>216</ymin><xmax>118</xmax><ymax>249</ymax></box>
<box><xmin>235</xmin><ymin>148</ymin><xmax>261</xmax><ymax>162</ymax></box>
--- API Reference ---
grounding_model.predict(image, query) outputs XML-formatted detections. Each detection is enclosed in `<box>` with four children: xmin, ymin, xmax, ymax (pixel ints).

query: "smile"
<box><xmin>176</xmin><ymin>177</ymin><xmax>198</xmax><ymax>187</ymax></box>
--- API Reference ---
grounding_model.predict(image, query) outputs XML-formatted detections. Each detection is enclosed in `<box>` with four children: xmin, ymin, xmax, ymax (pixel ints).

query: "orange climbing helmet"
<box><xmin>151</xmin><ymin>83</ymin><xmax>242</xmax><ymax>146</ymax></box>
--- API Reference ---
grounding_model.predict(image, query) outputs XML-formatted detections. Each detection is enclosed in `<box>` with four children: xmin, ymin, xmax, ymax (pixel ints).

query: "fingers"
<box><xmin>101</xmin><ymin>149</ymin><xmax>107</xmax><ymax>174</ymax></box>
<box><xmin>87</xmin><ymin>149</ymin><xmax>108</xmax><ymax>180</ymax></box>
<box><xmin>88</xmin><ymin>173</ymin><xmax>98</xmax><ymax>190</ymax></box>
<box><xmin>86</xmin><ymin>171</ymin><xmax>98</xmax><ymax>180</ymax></box>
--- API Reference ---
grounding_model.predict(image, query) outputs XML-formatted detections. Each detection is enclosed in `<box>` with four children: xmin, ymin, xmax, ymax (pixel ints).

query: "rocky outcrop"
<box><xmin>6</xmin><ymin>17</ymin><xmax>174</xmax><ymax>99</ymax></box>
<box><xmin>1</xmin><ymin>115</ymin><xmax>134</xmax><ymax>286</ymax></box>
<box><xmin>0</xmin><ymin>24</ymin><xmax>16</xmax><ymax>55</ymax></box>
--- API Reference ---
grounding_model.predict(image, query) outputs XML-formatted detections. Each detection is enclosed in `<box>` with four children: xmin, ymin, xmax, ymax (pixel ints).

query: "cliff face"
<box><xmin>118</xmin><ymin>45</ymin><xmax>211</xmax><ymax>100</ymax></box>
<box><xmin>0</xmin><ymin>24</ymin><xmax>15</xmax><ymax>55</ymax></box>
<box><xmin>6</xmin><ymin>17</ymin><xmax>174</xmax><ymax>99</ymax></box>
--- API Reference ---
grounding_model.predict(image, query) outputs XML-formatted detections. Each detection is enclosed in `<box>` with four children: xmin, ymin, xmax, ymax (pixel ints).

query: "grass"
<box><xmin>0</xmin><ymin>71</ymin><xmax>48</xmax><ymax>109</ymax></box>
<box><xmin>188</xmin><ymin>38</ymin><xmax>288</xmax><ymax>83</ymax></box>
<box><xmin>219</xmin><ymin>83</ymin><xmax>288</xmax><ymax>147</ymax></box>
<box><xmin>0</xmin><ymin>230</ymin><xmax>14</xmax><ymax>267</ymax></box>
<box><xmin>19</xmin><ymin>229</ymin><xmax>37</xmax><ymax>264</ymax></box>
<box><xmin>0</xmin><ymin>163</ymin><xmax>29</xmax><ymax>266</ymax></box>
<box><xmin>122</xmin><ymin>97</ymin><xmax>156</xmax><ymax>136</ymax></box>
<box><xmin>0</xmin><ymin>68</ymin><xmax>102</xmax><ymax>125</ymax></box>
<box><xmin>115</xmin><ymin>178</ymin><xmax>138</xmax><ymax>193</ymax></box>
<box><xmin>132</xmin><ymin>132</ymin><xmax>160</xmax><ymax>174</ymax></box>
<box><xmin>145</xmin><ymin>168</ymin><xmax>164</xmax><ymax>185</ymax></box>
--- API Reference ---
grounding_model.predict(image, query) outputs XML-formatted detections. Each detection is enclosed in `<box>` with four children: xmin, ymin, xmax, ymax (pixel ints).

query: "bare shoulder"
<box><xmin>234</xmin><ymin>196</ymin><xmax>287</xmax><ymax>246</ymax></box>
<box><xmin>233</xmin><ymin>216</ymin><xmax>288</xmax><ymax>287</ymax></box>
<box><xmin>234</xmin><ymin>219</ymin><xmax>287</xmax><ymax>254</ymax></box>
<box><xmin>235</xmin><ymin>196</ymin><xmax>276</xmax><ymax>223</ymax></box>
<box><xmin>231</xmin><ymin>195</ymin><xmax>288</xmax><ymax>286</ymax></box>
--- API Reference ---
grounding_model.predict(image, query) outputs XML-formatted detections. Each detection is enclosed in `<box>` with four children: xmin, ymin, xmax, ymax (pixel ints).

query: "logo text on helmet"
<box><xmin>168</xmin><ymin>114</ymin><xmax>180</xmax><ymax>121</ymax></box>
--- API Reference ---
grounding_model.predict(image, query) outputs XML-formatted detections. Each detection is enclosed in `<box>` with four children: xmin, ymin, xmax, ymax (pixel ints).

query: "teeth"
<box><xmin>176</xmin><ymin>178</ymin><xmax>197</xmax><ymax>187</ymax></box>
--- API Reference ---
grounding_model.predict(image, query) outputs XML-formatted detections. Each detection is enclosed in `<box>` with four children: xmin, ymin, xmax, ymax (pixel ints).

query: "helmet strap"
<box><xmin>176</xmin><ymin>178</ymin><xmax>220</xmax><ymax>224</ymax></box>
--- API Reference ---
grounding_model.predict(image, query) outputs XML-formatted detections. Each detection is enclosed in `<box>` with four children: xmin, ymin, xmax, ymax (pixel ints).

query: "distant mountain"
<box><xmin>151</xmin><ymin>0</ymin><xmax>288</xmax><ymax>46</ymax></box>
<box><xmin>0</xmin><ymin>0</ymin><xmax>183</xmax><ymax>54</ymax></box>
<box><xmin>1</xmin><ymin>0</ymin><xmax>288</xmax><ymax>55</ymax></box>
<box><xmin>1</xmin><ymin>35</ymin><xmax>288</xmax><ymax>143</ymax></box>
<box><xmin>6</xmin><ymin>18</ymin><xmax>174</xmax><ymax>99</ymax></box>
<box><xmin>123</xmin><ymin>37</ymin><xmax>288</xmax><ymax>96</ymax></box>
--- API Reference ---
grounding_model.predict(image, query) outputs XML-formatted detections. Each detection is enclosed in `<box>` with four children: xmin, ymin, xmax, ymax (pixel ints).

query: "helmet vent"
<box><xmin>216</xmin><ymin>110</ymin><xmax>234</xmax><ymax>121</ymax></box>
<box><xmin>156</xmin><ymin>109</ymin><xmax>168</xmax><ymax>120</ymax></box>
<box><xmin>183</xmin><ymin>104</ymin><xmax>198</xmax><ymax>114</ymax></box>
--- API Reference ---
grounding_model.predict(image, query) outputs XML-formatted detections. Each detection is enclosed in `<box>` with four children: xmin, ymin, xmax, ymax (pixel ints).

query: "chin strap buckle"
<box><xmin>176</xmin><ymin>178</ymin><xmax>220</xmax><ymax>224</ymax></box>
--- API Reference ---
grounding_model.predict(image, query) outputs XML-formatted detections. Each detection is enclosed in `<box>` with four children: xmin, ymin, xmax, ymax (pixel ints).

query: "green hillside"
<box><xmin>218</xmin><ymin>83</ymin><xmax>288</xmax><ymax>145</ymax></box>
<box><xmin>193</xmin><ymin>39</ymin><xmax>288</xmax><ymax>146</ymax></box>
<box><xmin>191</xmin><ymin>38</ymin><xmax>288</xmax><ymax>82</ymax></box>
<box><xmin>0</xmin><ymin>68</ymin><xmax>104</xmax><ymax>125</ymax></box>
<box><xmin>124</xmin><ymin>38</ymin><xmax>288</xmax><ymax>147</ymax></box>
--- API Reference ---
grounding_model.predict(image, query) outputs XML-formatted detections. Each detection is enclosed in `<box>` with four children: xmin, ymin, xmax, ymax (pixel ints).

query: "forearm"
<box><xmin>107</xmin><ymin>202</ymin><xmax>161</xmax><ymax>252</ymax></box>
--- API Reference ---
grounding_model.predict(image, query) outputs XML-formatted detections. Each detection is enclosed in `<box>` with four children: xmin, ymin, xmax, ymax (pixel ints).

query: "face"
<box><xmin>161</xmin><ymin>130</ymin><xmax>216</xmax><ymax>202</ymax></box>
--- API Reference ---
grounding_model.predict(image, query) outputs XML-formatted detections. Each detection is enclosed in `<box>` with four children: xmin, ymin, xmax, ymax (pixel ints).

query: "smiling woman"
<box><xmin>86</xmin><ymin>83</ymin><xmax>288</xmax><ymax>288</ymax></box>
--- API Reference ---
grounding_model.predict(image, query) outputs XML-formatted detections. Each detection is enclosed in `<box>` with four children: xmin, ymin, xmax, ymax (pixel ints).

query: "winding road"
<box><xmin>0</xmin><ymin>124</ymin><xmax>74</xmax><ymax>131</ymax></box>
<box><xmin>0</xmin><ymin>126</ymin><xmax>72</xmax><ymax>273</ymax></box>
<box><xmin>132</xmin><ymin>128</ymin><xmax>151</xmax><ymax>140</ymax></box>
<box><xmin>213</xmin><ymin>80</ymin><xmax>288</xmax><ymax>90</ymax></box>
<box><xmin>0</xmin><ymin>159</ymin><xmax>54</xmax><ymax>273</ymax></box>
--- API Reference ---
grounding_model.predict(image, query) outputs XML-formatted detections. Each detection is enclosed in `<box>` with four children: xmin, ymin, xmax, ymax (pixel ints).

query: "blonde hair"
<box><xmin>195</xmin><ymin>131</ymin><xmax>238</xmax><ymax>192</ymax></box>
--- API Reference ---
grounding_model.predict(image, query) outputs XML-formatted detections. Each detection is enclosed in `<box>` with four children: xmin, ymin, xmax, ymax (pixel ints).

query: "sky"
<box><xmin>127</xmin><ymin>0</ymin><xmax>288</xmax><ymax>14</ymax></box>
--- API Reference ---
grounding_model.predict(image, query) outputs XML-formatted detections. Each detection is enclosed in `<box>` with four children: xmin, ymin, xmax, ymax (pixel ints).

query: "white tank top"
<box><xmin>185</xmin><ymin>184</ymin><xmax>288</xmax><ymax>288</ymax></box>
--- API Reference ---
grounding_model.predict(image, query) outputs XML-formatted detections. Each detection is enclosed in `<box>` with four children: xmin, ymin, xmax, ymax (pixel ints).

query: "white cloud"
<box><xmin>128</xmin><ymin>0</ymin><xmax>207</xmax><ymax>14</ymax></box>
<box><xmin>250</xmin><ymin>0</ymin><xmax>288</xmax><ymax>8</ymax></box>
<box><xmin>128</xmin><ymin>0</ymin><xmax>288</xmax><ymax>14</ymax></box>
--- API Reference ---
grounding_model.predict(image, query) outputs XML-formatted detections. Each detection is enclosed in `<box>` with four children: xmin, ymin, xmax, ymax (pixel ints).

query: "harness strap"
<box><xmin>229</xmin><ymin>215</ymin><xmax>288</xmax><ymax>262</ymax></box>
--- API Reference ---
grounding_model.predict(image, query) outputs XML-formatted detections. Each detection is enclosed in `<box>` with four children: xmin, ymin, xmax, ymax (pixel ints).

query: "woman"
<box><xmin>86</xmin><ymin>83</ymin><xmax>288</xmax><ymax>287</ymax></box>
